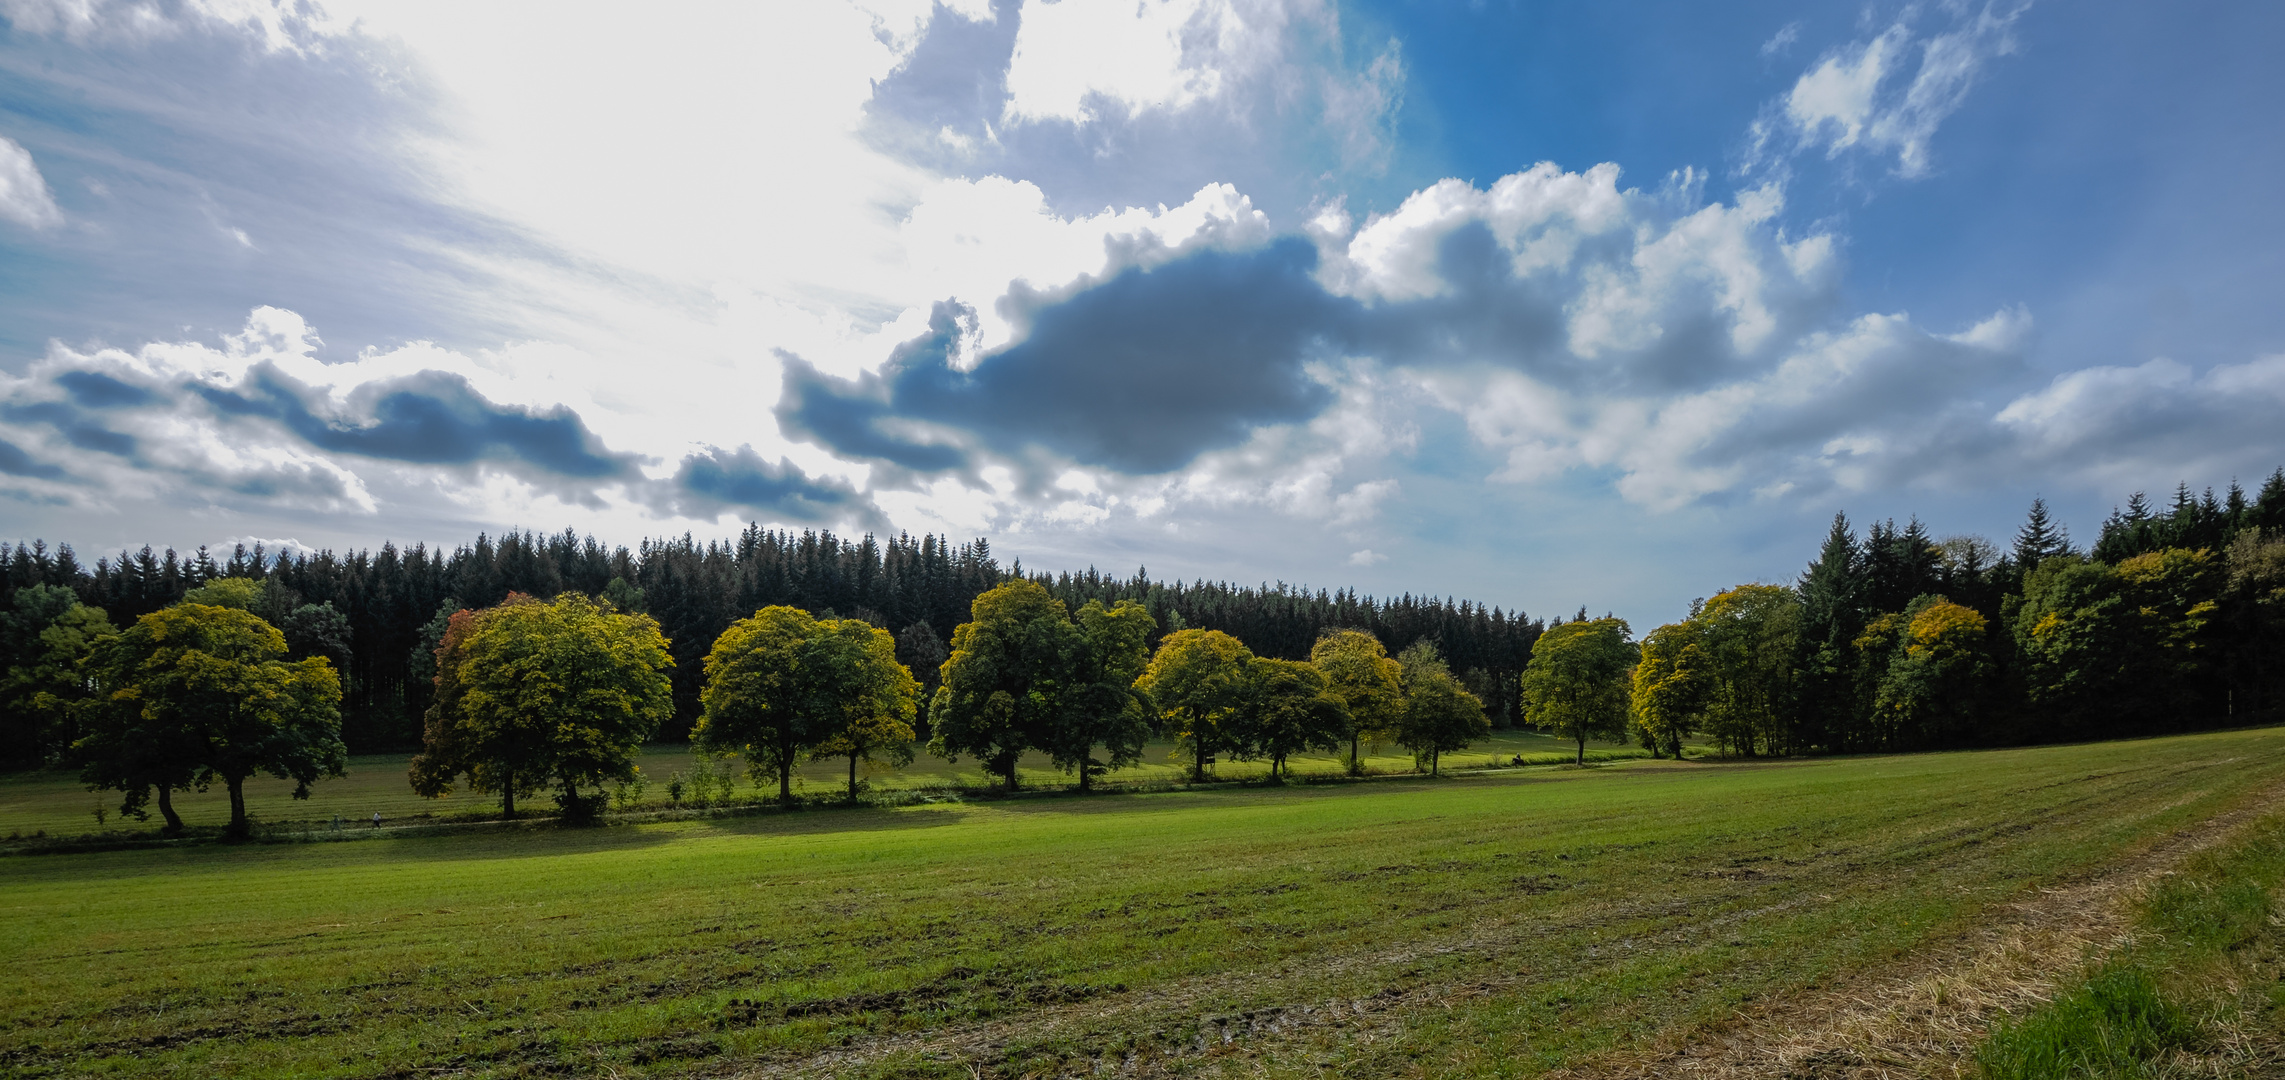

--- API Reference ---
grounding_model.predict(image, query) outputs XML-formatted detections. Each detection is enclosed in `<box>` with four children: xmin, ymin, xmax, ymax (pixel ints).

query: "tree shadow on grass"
<box><xmin>8</xmin><ymin>801</ymin><xmax>978</xmax><ymax>876</ymax></box>
<box><xmin>968</xmin><ymin>767</ymin><xmax>1586</xmax><ymax>818</ymax></box>
<box><xmin>337</xmin><ymin>803</ymin><xmax>974</xmax><ymax>863</ymax></box>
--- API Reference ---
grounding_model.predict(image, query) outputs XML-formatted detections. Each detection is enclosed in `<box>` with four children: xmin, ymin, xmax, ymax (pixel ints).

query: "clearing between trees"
<box><xmin>3</xmin><ymin>727</ymin><xmax>2282</xmax><ymax>1079</ymax></box>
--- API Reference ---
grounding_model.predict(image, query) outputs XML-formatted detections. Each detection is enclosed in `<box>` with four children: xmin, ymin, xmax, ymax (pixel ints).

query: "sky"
<box><xmin>0</xmin><ymin>0</ymin><xmax>2281</xmax><ymax>628</ymax></box>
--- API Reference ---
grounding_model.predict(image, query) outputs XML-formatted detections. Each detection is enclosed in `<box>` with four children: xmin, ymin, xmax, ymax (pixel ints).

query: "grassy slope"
<box><xmin>0</xmin><ymin>727</ymin><xmax>2278</xmax><ymax>1079</ymax></box>
<box><xmin>0</xmin><ymin>731</ymin><xmax>1651</xmax><ymax>838</ymax></box>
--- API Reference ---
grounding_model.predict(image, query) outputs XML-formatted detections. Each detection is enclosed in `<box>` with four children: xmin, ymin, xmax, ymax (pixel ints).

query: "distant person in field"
<box><xmin>371</xmin><ymin>811</ymin><xmax>382</xmax><ymax>829</ymax></box>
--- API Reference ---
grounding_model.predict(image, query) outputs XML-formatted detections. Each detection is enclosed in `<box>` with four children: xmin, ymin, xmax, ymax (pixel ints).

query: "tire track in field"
<box><xmin>700</xmin><ymin>762</ymin><xmax>2278</xmax><ymax>1080</ymax></box>
<box><xmin>1550</xmin><ymin>774</ymin><xmax>2285</xmax><ymax>1080</ymax></box>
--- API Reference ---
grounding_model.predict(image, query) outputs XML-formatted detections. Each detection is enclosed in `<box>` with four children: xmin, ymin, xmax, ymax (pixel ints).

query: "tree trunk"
<box><xmin>502</xmin><ymin>765</ymin><xmax>516</xmax><ymax>819</ymax></box>
<box><xmin>1077</xmin><ymin>758</ymin><xmax>1092</xmax><ymax>792</ymax></box>
<box><xmin>1431</xmin><ymin>749</ymin><xmax>1440</xmax><ymax>777</ymax></box>
<box><xmin>224</xmin><ymin>774</ymin><xmax>249</xmax><ymax>839</ymax></box>
<box><xmin>1192</xmin><ymin>729</ymin><xmax>1208</xmax><ymax>784</ymax></box>
<box><xmin>779</xmin><ymin>759</ymin><xmax>793</xmax><ymax>804</ymax></box>
<box><xmin>1348</xmin><ymin>733</ymin><xmax>1361</xmax><ymax>776</ymax></box>
<box><xmin>1004</xmin><ymin>756</ymin><xmax>1020</xmax><ymax>791</ymax></box>
<box><xmin>846</xmin><ymin>753</ymin><xmax>858</xmax><ymax>802</ymax></box>
<box><xmin>1575</xmin><ymin>731</ymin><xmax>1586</xmax><ymax>766</ymax></box>
<box><xmin>156</xmin><ymin>785</ymin><xmax>184</xmax><ymax>834</ymax></box>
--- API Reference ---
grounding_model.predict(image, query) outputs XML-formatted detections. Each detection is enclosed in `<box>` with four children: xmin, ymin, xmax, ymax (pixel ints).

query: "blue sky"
<box><xmin>0</xmin><ymin>0</ymin><xmax>2280</xmax><ymax>628</ymax></box>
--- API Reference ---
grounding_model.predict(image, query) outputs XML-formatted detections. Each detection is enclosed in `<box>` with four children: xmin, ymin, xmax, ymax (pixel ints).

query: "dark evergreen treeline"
<box><xmin>1705</xmin><ymin>468</ymin><xmax>2285</xmax><ymax>758</ymax></box>
<box><xmin>0</xmin><ymin>526</ymin><xmax>1543</xmax><ymax>762</ymax></box>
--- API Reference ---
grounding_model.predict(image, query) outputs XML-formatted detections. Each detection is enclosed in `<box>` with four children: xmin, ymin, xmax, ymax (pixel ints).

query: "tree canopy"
<box><xmin>1243</xmin><ymin>657</ymin><xmax>1350</xmax><ymax>780</ymax></box>
<box><xmin>1047</xmin><ymin>599</ymin><xmax>1157</xmax><ymax>790</ymax></box>
<box><xmin>1520</xmin><ymin>617</ymin><xmax>1635</xmax><ymax>765</ymax></box>
<box><xmin>1393</xmin><ymin>642</ymin><xmax>1489</xmax><ymax>776</ymax></box>
<box><xmin>927</xmin><ymin>580</ymin><xmax>1075</xmax><ymax>790</ymax></box>
<box><xmin>691</xmin><ymin>605</ymin><xmax>913</xmax><ymax>802</ymax></box>
<box><xmin>79</xmin><ymin>603</ymin><xmax>344</xmax><ymax>837</ymax></box>
<box><xmin>412</xmin><ymin>593</ymin><xmax>673</xmax><ymax>819</ymax></box>
<box><xmin>1137</xmin><ymin>628</ymin><xmax>1254</xmax><ymax>783</ymax></box>
<box><xmin>1310</xmin><ymin>629</ymin><xmax>1403</xmax><ymax>775</ymax></box>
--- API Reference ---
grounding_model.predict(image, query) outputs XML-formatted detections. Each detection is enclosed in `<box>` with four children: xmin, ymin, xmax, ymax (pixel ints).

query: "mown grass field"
<box><xmin>0</xmin><ymin>730</ymin><xmax>1654</xmax><ymax>839</ymax></box>
<box><xmin>2</xmin><ymin>727</ymin><xmax>2281</xmax><ymax>1079</ymax></box>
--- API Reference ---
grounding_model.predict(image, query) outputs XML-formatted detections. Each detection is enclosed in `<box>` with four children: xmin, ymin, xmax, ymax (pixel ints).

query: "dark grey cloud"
<box><xmin>0</xmin><ymin>400</ymin><xmax>136</xmax><ymax>456</ymax></box>
<box><xmin>655</xmin><ymin>444</ymin><xmax>882</xmax><ymax>527</ymax></box>
<box><xmin>779</xmin><ymin>238</ymin><xmax>1354</xmax><ymax>476</ymax></box>
<box><xmin>195</xmin><ymin>366</ymin><xmax>640</xmax><ymax>479</ymax></box>
<box><xmin>56</xmin><ymin>370</ymin><xmax>155</xmax><ymax>408</ymax></box>
<box><xmin>0</xmin><ymin>437</ymin><xmax>65</xmax><ymax>478</ymax></box>
<box><xmin>775</xmin><ymin>221</ymin><xmax>1808</xmax><ymax>484</ymax></box>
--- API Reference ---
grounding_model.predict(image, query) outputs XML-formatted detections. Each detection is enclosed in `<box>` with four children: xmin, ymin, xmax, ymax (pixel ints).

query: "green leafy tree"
<box><xmin>181</xmin><ymin>577</ymin><xmax>353</xmax><ymax>700</ymax></box>
<box><xmin>179</xmin><ymin>577</ymin><xmax>262</xmax><ymax>609</ymax></box>
<box><xmin>1855</xmin><ymin>596</ymin><xmax>1992</xmax><ymax>746</ymax></box>
<box><xmin>928</xmin><ymin>581</ymin><xmax>1079</xmax><ymax>790</ymax></box>
<box><xmin>1631</xmin><ymin>615</ymin><xmax>1707</xmax><ymax>759</ymax></box>
<box><xmin>2011</xmin><ymin>549</ymin><xmax>2221</xmax><ymax>736</ymax></box>
<box><xmin>600</xmin><ymin>576</ymin><xmax>646</xmax><ymax>613</ymax></box>
<box><xmin>802</xmin><ymin>618</ymin><xmax>921</xmax><ymax>801</ymax></box>
<box><xmin>1048</xmin><ymin>599</ymin><xmax>1157</xmax><ymax>791</ymax></box>
<box><xmin>1396</xmin><ymin>641</ymin><xmax>1491</xmax><ymax>775</ymax></box>
<box><xmin>2226</xmin><ymin>528</ymin><xmax>2285</xmax><ymax>714</ymax></box>
<box><xmin>1137</xmin><ymin>628</ymin><xmax>1254</xmax><ymax>782</ymax></box>
<box><xmin>80</xmin><ymin>603</ymin><xmax>345</xmax><ymax>838</ymax></box>
<box><xmin>1696</xmin><ymin>585</ymin><xmax>1802</xmax><ymax>756</ymax></box>
<box><xmin>279</xmin><ymin>602</ymin><xmax>352</xmax><ymax>670</ymax></box>
<box><xmin>895</xmin><ymin>621</ymin><xmax>950</xmax><ymax>711</ymax></box>
<box><xmin>1243</xmin><ymin>657</ymin><xmax>1350</xmax><ymax>780</ymax></box>
<box><xmin>1</xmin><ymin>585</ymin><xmax>113</xmax><ymax>767</ymax></box>
<box><xmin>1310</xmin><ymin>629</ymin><xmax>1403</xmax><ymax>775</ymax></box>
<box><xmin>698</xmin><ymin>606</ymin><xmax>840</xmax><ymax>801</ymax></box>
<box><xmin>412</xmin><ymin>594</ymin><xmax>673</xmax><ymax>818</ymax></box>
<box><xmin>1520</xmin><ymin>618</ymin><xmax>1636</xmax><ymax>765</ymax></box>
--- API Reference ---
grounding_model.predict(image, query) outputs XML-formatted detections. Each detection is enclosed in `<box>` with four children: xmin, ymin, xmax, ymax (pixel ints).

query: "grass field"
<box><xmin>0</xmin><ymin>730</ymin><xmax>1657</xmax><ymax>839</ymax></box>
<box><xmin>2</xmin><ymin>727</ymin><xmax>2281</xmax><ymax>1078</ymax></box>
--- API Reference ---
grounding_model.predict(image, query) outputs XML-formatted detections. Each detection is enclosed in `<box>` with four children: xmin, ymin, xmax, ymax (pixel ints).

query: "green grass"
<box><xmin>1976</xmin><ymin>967</ymin><xmax>2195</xmax><ymax>1080</ymax></box>
<box><xmin>1974</xmin><ymin>771</ymin><xmax>2285</xmax><ymax>1079</ymax></box>
<box><xmin>1</xmin><ymin>727</ymin><xmax>2280</xmax><ymax>1078</ymax></box>
<box><xmin>0</xmin><ymin>729</ymin><xmax>1657</xmax><ymax>839</ymax></box>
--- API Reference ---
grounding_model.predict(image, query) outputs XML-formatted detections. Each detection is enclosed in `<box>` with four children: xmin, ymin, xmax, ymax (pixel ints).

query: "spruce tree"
<box><xmin>2258</xmin><ymin>469</ymin><xmax>2285</xmax><ymax>533</ymax></box>
<box><xmin>1794</xmin><ymin>514</ymin><xmax>1863</xmax><ymax>752</ymax></box>
<box><xmin>2012</xmin><ymin>497</ymin><xmax>2072</xmax><ymax>569</ymax></box>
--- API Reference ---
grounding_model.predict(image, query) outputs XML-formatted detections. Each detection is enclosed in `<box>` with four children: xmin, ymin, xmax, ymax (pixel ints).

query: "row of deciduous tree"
<box><xmin>44</xmin><ymin>573</ymin><xmax>1507</xmax><ymax>833</ymax></box>
<box><xmin>408</xmin><ymin>579</ymin><xmax>1500</xmax><ymax>818</ymax></box>
<box><xmin>0</xmin><ymin>527</ymin><xmax>1545</xmax><ymax>762</ymax></box>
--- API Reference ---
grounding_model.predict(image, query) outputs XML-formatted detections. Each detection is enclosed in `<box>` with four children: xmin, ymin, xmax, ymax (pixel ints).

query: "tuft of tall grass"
<box><xmin>2143</xmin><ymin>843</ymin><xmax>2279</xmax><ymax>954</ymax></box>
<box><xmin>1975</xmin><ymin>966</ymin><xmax>2193</xmax><ymax>1080</ymax></box>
